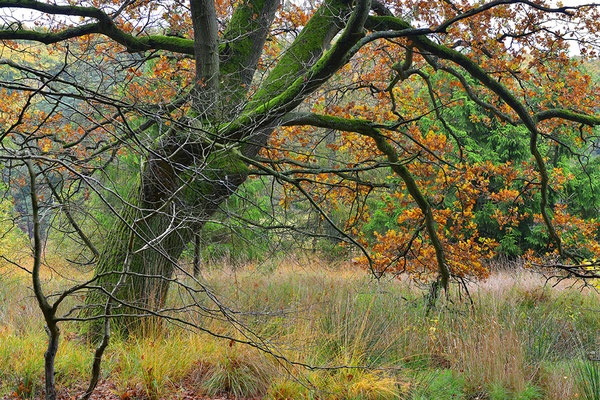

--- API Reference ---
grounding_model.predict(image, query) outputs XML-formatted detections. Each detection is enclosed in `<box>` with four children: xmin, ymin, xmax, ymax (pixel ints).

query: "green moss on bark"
<box><xmin>249</xmin><ymin>0</ymin><xmax>350</xmax><ymax>108</ymax></box>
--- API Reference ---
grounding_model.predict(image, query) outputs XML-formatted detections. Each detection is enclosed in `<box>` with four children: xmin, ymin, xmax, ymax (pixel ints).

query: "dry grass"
<box><xmin>1</xmin><ymin>254</ymin><xmax>599</xmax><ymax>399</ymax></box>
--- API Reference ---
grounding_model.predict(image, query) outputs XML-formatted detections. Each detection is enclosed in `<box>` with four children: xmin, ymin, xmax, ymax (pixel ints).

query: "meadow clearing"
<box><xmin>1</xmin><ymin>255</ymin><xmax>599</xmax><ymax>400</ymax></box>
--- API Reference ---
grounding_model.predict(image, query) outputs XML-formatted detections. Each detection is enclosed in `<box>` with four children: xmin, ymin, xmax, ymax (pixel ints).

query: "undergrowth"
<box><xmin>1</xmin><ymin>256</ymin><xmax>599</xmax><ymax>399</ymax></box>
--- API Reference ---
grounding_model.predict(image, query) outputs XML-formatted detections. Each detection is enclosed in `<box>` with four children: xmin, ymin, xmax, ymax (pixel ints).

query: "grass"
<box><xmin>574</xmin><ymin>359</ymin><xmax>600</xmax><ymax>400</ymax></box>
<box><xmin>1</xmin><ymin>254</ymin><xmax>600</xmax><ymax>399</ymax></box>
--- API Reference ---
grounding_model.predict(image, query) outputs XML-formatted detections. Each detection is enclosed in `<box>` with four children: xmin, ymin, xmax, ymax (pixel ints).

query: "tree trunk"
<box><xmin>85</xmin><ymin>0</ymin><xmax>358</xmax><ymax>332</ymax></box>
<box><xmin>44</xmin><ymin>322</ymin><xmax>59</xmax><ymax>400</ymax></box>
<box><xmin>85</xmin><ymin>144</ymin><xmax>248</xmax><ymax>330</ymax></box>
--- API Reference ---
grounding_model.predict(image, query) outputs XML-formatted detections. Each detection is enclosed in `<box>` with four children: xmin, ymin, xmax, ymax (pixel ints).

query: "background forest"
<box><xmin>1</xmin><ymin>0</ymin><xmax>600</xmax><ymax>399</ymax></box>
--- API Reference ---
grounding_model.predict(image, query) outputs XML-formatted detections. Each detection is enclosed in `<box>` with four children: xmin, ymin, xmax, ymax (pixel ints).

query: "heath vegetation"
<box><xmin>1</xmin><ymin>0</ymin><xmax>600</xmax><ymax>399</ymax></box>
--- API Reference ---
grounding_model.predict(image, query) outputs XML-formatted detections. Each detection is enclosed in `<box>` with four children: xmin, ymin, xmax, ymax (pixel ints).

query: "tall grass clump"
<box><xmin>0</xmin><ymin>331</ymin><xmax>45</xmax><ymax>398</ymax></box>
<box><xmin>109</xmin><ymin>333</ymin><xmax>212</xmax><ymax>398</ymax></box>
<box><xmin>574</xmin><ymin>359</ymin><xmax>600</xmax><ymax>400</ymax></box>
<box><xmin>446</xmin><ymin>313</ymin><xmax>529</xmax><ymax>395</ymax></box>
<box><xmin>198</xmin><ymin>346</ymin><xmax>276</xmax><ymax>398</ymax></box>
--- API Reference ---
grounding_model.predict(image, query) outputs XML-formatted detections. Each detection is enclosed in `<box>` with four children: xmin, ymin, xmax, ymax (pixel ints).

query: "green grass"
<box><xmin>574</xmin><ymin>359</ymin><xmax>600</xmax><ymax>400</ymax></box>
<box><xmin>1</xmin><ymin>255</ymin><xmax>599</xmax><ymax>399</ymax></box>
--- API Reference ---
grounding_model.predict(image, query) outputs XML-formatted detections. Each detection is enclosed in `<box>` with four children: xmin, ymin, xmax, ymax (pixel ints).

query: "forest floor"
<box><xmin>1</xmin><ymin>254</ymin><xmax>599</xmax><ymax>400</ymax></box>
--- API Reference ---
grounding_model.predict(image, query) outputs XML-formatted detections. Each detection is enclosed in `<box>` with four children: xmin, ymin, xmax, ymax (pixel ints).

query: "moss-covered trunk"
<box><xmin>85</xmin><ymin>0</ymin><xmax>358</xmax><ymax>333</ymax></box>
<box><xmin>88</xmin><ymin>190</ymin><xmax>191</xmax><ymax>320</ymax></box>
<box><xmin>85</xmin><ymin>144</ymin><xmax>249</xmax><ymax>332</ymax></box>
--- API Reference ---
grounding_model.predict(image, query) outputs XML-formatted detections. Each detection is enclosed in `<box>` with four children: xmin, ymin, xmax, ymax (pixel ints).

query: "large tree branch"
<box><xmin>365</xmin><ymin>15</ymin><xmax>565</xmax><ymax>257</ymax></box>
<box><xmin>190</xmin><ymin>0</ymin><xmax>220</xmax><ymax>116</ymax></box>
<box><xmin>434</xmin><ymin>0</ymin><xmax>588</xmax><ymax>34</ymax></box>
<box><xmin>0</xmin><ymin>0</ymin><xmax>109</xmax><ymax>18</ymax></box>
<box><xmin>219</xmin><ymin>0</ymin><xmax>281</xmax><ymax>111</ymax></box>
<box><xmin>360</xmin><ymin>0</ymin><xmax>596</xmax><ymax>41</ymax></box>
<box><xmin>0</xmin><ymin>26</ymin><xmax>194</xmax><ymax>54</ymax></box>
<box><xmin>536</xmin><ymin>109</ymin><xmax>600</xmax><ymax>125</ymax></box>
<box><xmin>248</xmin><ymin>0</ymin><xmax>352</xmax><ymax>109</ymax></box>
<box><xmin>0</xmin><ymin>0</ymin><xmax>194</xmax><ymax>54</ymax></box>
<box><xmin>281</xmin><ymin>111</ymin><xmax>450</xmax><ymax>288</ymax></box>
<box><xmin>224</xmin><ymin>0</ymin><xmax>371</xmax><ymax>143</ymax></box>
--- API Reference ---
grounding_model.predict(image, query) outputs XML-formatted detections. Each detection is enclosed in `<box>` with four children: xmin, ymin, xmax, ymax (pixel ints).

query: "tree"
<box><xmin>2</xmin><ymin>0</ymin><xmax>600</xmax><ymax>370</ymax></box>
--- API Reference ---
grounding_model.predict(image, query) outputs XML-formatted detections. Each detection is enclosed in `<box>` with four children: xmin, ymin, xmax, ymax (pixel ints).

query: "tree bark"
<box><xmin>85</xmin><ymin>144</ymin><xmax>248</xmax><ymax>328</ymax></box>
<box><xmin>85</xmin><ymin>0</ymin><xmax>363</xmax><ymax>332</ymax></box>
